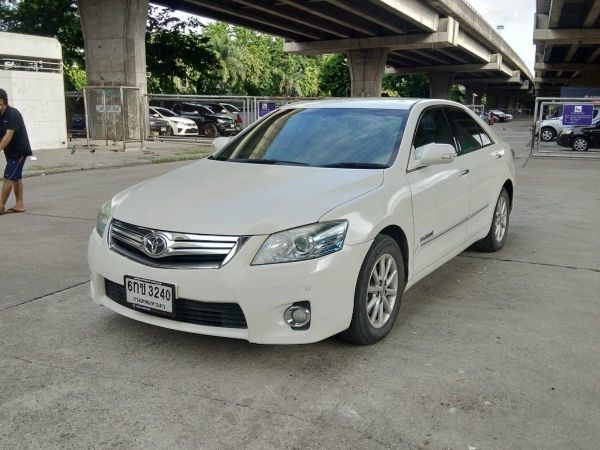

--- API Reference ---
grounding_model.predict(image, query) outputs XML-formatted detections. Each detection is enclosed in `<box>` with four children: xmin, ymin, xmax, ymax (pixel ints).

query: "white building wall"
<box><xmin>0</xmin><ymin>71</ymin><xmax>68</xmax><ymax>150</ymax></box>
<box><xmin>0</xmin><ymin>32</ymin><xmax>67</xmax><ymax>150</ymax></box>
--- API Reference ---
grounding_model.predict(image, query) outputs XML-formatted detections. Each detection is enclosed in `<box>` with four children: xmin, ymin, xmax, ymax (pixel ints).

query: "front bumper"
<box><xmin>88</xmin><ymin>227</ymin><xmax>371</xmax><ymax>344</ymax></box>
<box><xmin>217</xmin><ymin>122</ymin><xmax>237</xmax><ymax>136</ymax></box>
<box><xmin>556</xmin><ymin>134</ymin><xmax>574</xmax><ymax>147</ymax></box>
<box><xmin>174</xmin><ymin>125</ymin><xmax>199</xmax><ymax>136</ymax></box>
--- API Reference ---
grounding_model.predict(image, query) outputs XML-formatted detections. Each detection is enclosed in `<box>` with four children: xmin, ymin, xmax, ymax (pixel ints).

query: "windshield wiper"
<box><xmin>228</xmin><ymin>159</ymin><xmax>309</xmax><ymax>166</ymax></box>
<box><xmin>319</xmin><ymin>162</ymin><xmax>388</xmax><ymax>169</ymax></box>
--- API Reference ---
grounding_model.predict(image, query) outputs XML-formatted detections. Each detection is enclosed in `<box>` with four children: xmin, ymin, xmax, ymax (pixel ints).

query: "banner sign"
<box><xmin>258</xmin><ymin>101</ymin><xmax>277</xmax><ymax>117</ymax></box>
<box><xmin>562</xmin><ymin>104</ymin><xmax>594</xmax><ymax>126</ymax></box>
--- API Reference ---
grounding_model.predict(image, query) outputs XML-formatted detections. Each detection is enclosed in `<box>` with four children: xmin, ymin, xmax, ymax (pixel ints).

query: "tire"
<box><xmin>203</xmin><ymin>123</ymin><xmax>219</xmax><ymax>138</ymax></box>
<box><xmin>166</xmin><ymin>125</ymin><xmax>174</xmax><ymax>136</ymax></box>
<box><xmin>572</xmin><ymin>137</ymin><xmax>589</xmax><ymax>152</ymax></box>
<box><xmin>340</xmin><ymin>235</ymin><xmax>405</xmax><ymax>345</ymax></box>
<box><xmin>540</xmin><ymin>127</ymin><xmax>556</xmax><ymax>142</ymax></box>
<box><xmin>474</xmin><ymin>188</ymin><xmax>510</xmax><ymax>252</ymax></box>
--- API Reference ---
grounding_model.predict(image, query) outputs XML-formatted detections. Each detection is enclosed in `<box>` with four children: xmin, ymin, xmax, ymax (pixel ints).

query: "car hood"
<box><xmin>208</xmin><ymin>113</ymin><xmax>234</xmax><ymax>121</ymax></box>
<box><xmin>170</xmin><ymin>117</ymin><xmax>196</xmax><ymax>126</ymax></box>
<box><xmin>111</xmin><ymin>159</ymin><xmax>384</xmax><ymax>235</ymax></box>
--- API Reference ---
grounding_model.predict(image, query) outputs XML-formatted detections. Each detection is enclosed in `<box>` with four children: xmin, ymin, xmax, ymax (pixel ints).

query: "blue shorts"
<box><xmin>4</xmin><ymin>156</ymin><xmax>26</xmax><ymax>181</ymax></box>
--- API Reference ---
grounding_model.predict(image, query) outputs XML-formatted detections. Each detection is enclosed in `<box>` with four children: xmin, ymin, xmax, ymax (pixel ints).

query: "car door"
<box><xmin>589</xmin><ymin>122</ymin><xmax>600</xmax><ymax>147</ymax></box>
<box><xmin>406</xmin><ymin>107</ymin><xmax>470</xmax><ymax>275</ymax></box>
<box><xmin>444</xmin><ymin>107</ymin><xmax>503</xmax><ymax>239</ymax></box>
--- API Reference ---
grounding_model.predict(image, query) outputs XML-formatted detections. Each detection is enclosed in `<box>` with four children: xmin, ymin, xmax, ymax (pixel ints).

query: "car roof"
<box><xmin>280</xmin><ymin>98</ymin><xmax>469</xmax><ymax>110</ymax></box>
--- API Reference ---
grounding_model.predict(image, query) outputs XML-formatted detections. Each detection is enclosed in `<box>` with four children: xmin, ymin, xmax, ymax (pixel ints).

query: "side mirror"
<box><xmin>212</xmin><ymin>136</ymin><xmax>231</xmax><ymax>153</ymax></box>
<box><xmin>416</xmin><ymin>143</ymin><xmax>457</xmax><ymax>166</ymax></box>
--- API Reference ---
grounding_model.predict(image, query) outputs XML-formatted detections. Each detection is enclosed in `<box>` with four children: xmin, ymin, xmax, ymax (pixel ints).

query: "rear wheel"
<box><xmin>540</xmin><ymin>127</ymin><xmax>556</xmax><ymax>142</ymax></box>
<box><xmin>340</xmin><ymin>235</ymin><xmax>405</xmax><ymax>345</ymax></box>
<box><xmin>572</xmin><ymin>137</ymin><xmax>589</xmax><ymax>152</ymax></box>
<box><xmin>203</xmin><ymin>123</ymin><xmax>219</xmax><ymax>138</ymax></box>
<box><xmin>474</xmin><ymin>188</ymin><xmax>510</xmax><ymax>252</ymax></box>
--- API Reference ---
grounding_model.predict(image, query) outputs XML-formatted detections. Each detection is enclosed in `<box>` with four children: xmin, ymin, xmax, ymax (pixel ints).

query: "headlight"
<box><xmin>96</xmin><ymin>200</ymin><xmax>112</xmax><ymax>237</ymax></box>
<box><xmin>562</xmin><ymin>129</ymin><xmax>573</xmax><ymax>135</ymax></box>
<box><xmin>216</xmin><ymin>118</ymin><xmax>229</xmax><ymax>123</ymax></box>
<box><xmin>252</xmin><ymin>221</ymin><xmax>348</xmax><ymax>265</ymax></box>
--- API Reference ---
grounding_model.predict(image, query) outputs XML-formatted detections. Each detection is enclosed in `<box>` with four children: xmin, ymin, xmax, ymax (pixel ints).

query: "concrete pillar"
<box><xmin>346</xmin><ymin>48</ymin><xmax>388</xmax><ymax>97</ymax></box>
<box><xmin>486</xmin><ymin>91</ymin><xmax>498</xmax><ymax>109</ymax></box>
<box><xmin>428</xmin><ymin>72</ymin><xmax>455</xmax><ymax>100</ymax></box>
<box><xmin>507</xmin><ymin>96</ymin><xmax>516</xmax><ymax>112</ymax></box>
<box><xmin>79</xmin><ymin>0</ymin><xmax>149</xmax><ymax>93</ymax></box>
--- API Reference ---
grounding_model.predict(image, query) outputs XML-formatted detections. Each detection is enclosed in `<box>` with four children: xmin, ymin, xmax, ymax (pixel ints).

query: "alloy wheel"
<box><xmin>541</xmin><ymin>128</ymin><xmax>554</xmax><ymax>141</ymax></box>
<box><xmin>366</xmin><ymin>254</ymin><xmax>399</xmax><ymax>329</ymax></box>
<box><xmin>573</xmin><ymin>138</ymin><xmax>588</xmax><ymax>152</ymax></box>
<box><xmin>494</xmin><ymin>196</ymin><xmax>508</xmax><ymax>243</ymax></box>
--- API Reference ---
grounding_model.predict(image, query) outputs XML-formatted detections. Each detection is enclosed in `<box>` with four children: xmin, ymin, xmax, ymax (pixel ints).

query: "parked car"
<box><xmin>70</xmin><ymin>114</ymin><xmax>86</xmax><ymax>136</ymax></box>
<box><xmin>478</xmin><ymin>110</ymin><xmax>494</xmax><ymax>125</ymax></box>
<box><xmin>537</xmin><ymin>107</ymin><xmax>600</xmax><ymax>142</ymax></box>
<box><xmin>89</xmin><ymin>99</ymin><xmax>515</xmax><ymax>345</ymax></box>
<box><xmin>194</xmin><ymin>102</ymin><xmax>243</xmax><ymax>131</ymax></box>
<box><xmin>171</xmin><ymin>102</ymin><xmax>236</xmax><ymax>138</ymax></box>
<box><xmin>489</xmin><ymin>110</ymin><xmax>512</xmax><ymax>122</ymax></box>
<box><xmin>220</xmin><ymin>103</ymin><xmax>244</xmax><ymax>131</ymax></box>
<box><xmin>149</xmin><ymin>106</ymin><xmax>198</xmax><ymax>136</ymax></box>
<box><xmin>556</xmin><ymin>119</ymin><xmax>600</xmax><ymax>151</ymax></box>
<box><xmin>148</xmin><ymin>116</ymin><xmax>170</xmax><ymax>136</ymax></box>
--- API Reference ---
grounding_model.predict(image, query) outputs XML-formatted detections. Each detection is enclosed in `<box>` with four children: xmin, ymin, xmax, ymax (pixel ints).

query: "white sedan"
<box><xmin>149</xmin><ymin>106</ymin><xmax>198</xmax><ymax>136</ymax></box>
<box><xmin>89</xmin><ymin>99</ymin><xmax>515</xmax><ymax>345</ymax></box>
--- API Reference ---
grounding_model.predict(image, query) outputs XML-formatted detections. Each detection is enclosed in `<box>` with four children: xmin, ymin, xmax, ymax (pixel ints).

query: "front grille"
<box><xmin>109</xmin><ymin>219</ymin><xmax>246</xmax><ymax>269</ymax></box>
<box><xmin>104</xmin><ymin>279</ymin><xmax>248</xmax><ymax>329</ymax></box>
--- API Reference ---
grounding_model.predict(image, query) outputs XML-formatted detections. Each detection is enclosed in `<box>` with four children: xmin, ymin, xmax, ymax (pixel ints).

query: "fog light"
<box><xmin>284</xmin><ymin>303</ymin><xmax>311</xmax><ymax>329</ymax></box>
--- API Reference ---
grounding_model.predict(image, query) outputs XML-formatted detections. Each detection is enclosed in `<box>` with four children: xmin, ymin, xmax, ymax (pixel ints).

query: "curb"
<box><xmin>23</xmin><ymin>154</ymin><xmax>209</xmax><ymax>178</ymax></box>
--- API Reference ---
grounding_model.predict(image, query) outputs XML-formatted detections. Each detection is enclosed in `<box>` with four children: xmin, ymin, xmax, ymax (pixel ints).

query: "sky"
<box><xmin>173</xmin><ymin>0</ymin><xmax>536</xmax><ymax>75</ymax></box>
<box><xmin>466</xmin><ymin>0</ymin><xmax>536</xmax><ymax>74</ymax></box>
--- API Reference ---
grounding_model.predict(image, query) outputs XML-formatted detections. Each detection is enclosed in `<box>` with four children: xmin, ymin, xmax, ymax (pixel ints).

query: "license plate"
<box><xmin>160</xmin><ymin>127</ymin><xmax>166</xmax><ymax>131</ymax></box>
<box><xmin>125</xmin><ymin>276</ymin><xmax>175</xmax><ymax>317</ymax></box>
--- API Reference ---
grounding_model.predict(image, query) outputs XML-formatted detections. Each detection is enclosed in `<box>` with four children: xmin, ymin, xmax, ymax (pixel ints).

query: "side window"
<box><xmin>445</xmin><ymin>108</ymin><xmax>489</xmax><ymax>154</ymax></box>
<box><xmin>412</xmin><ymin>108</ymin><xmax>455</xmax><ymax>159</ymax></box>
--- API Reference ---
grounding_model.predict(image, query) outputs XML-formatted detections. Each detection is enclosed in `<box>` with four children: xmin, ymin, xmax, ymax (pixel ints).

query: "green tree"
<box><xmin>318</xmin><ymin>54</ymin><xmax>351</xmax><ymax>97</ymax></box>
<box><xmin>0</xmin><ymin>1</ymin><xmax>217</xmax><ymax>93</ymax></box>
<box><xmin>146</xmin><ymin>5</ymin><xmax>217</xmax><ymax>94</ymax></box>
<box><xmin>0</xmin><ymin>0</ymin><xmax>84</xmax><ymax>90</ymax></box>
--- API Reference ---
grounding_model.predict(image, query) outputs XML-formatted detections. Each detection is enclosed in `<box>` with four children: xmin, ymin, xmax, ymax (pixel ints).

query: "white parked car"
<box><xmin>537</xmin><ymin>107</ymin><xmax>600</xmax><ymax>142</ymax></box>
<box><xmin>149</xmin><ymin>106</ymin><xmax>198</xmax><ymax>136</ymax></box>
<box><xmin>89</xmin><ymin>99</ymin><xmax>515</xmax><ymax>345</ymax></box>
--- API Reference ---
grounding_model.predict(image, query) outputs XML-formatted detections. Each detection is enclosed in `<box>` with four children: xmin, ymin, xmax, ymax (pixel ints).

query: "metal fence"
<box><xmin>531</xmin><ymin>96</ymin><xmax>600</xmax><ymax>156</ymax></box>
<box><xmin>83</xmin><ymin>87</ymin><xmax>144</xmax><ymax>150</ymax></box>
<box><xmin>0</xmin><ymin>57</ymin><xmax>62</xmax><ymax>73</ymax></box>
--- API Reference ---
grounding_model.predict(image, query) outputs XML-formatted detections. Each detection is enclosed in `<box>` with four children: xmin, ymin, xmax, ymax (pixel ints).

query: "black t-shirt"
<box><xmin>1</xmin><ymin>106</ymin><xmax>32</xmax><ymax>159</ymax></box>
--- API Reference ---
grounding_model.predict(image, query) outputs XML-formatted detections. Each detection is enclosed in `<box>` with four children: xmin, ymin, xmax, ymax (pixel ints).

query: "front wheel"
<box><xmin>540</xmin><ymin>127</ymin><xmax>556</xmax><ymax>142</ymax></box>
<box><xmin>474</xmin><ymin>188</ymin><xmax>510</xmax><ymax>252</ymax></box>
<box><xmin>572</xmin><ymin>137</ymin><xmax>589</xmax><ymax>152</ymax></box>
<box><xmin>203</xmin><ymin>123</ymin><xmax>219</xmax><ymax>138</ymax></box>
<box><xmin>340</xmin><ymin>235</ymin><xmax>405</xmax><ymax>345</ymax></box>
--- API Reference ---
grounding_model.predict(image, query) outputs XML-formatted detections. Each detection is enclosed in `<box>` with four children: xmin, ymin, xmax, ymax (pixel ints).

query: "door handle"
<box><xmin>494</xmin><ymin>149</ymin><xmax>505</xmax><ymax>159</ymax></box>
<box><xmin>459</xmin><ymin>169</ymin><xmax>470</xmax><ymax>177</ymax></box>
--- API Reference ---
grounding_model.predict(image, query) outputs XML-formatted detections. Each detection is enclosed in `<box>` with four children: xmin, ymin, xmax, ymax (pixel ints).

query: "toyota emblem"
<box><xmin>143</xmin><ymin>233</ymin><xmax>168</xmax><ymax>257</ymax></box>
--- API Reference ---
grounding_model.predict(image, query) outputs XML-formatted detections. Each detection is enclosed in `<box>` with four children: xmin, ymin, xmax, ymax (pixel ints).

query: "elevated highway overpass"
<box><xmin>78</xmin><ymin>0</ymin><xmax>534</xmax><ymax>108</ymax></box>
<box><xmin>534</xmin><ymin>0</ymin><xmax>600</xmax><ymax>96</ymax></box>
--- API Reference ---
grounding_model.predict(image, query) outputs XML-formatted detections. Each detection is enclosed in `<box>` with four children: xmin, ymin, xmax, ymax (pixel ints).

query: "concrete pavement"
<box><xmin>0</xmin><ymin>137</ymin><xmax>213</xmax><ymax>178</ymax></box>
<box><xmin>1</xmin><ymin>122</ymin><xmax>599</xmax><ymax>449</ymax></box>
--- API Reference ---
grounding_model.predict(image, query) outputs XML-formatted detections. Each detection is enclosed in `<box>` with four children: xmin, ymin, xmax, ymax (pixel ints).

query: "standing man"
<box><xmin>0</xmin><ymin>88</ymin><xmax>32</xmax><ymax>215</ymax></box>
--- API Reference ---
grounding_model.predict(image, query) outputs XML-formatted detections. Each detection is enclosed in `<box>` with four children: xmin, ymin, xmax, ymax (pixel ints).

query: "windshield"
<box><xmin>153</xmin><ymin>107</ymin><xmax>179</xmax><ymax>117</ymax></box>
<box><xmin>213</xmin><ymin>108</ymin><xmax>408</xmax><ymax>168</ymax></box>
